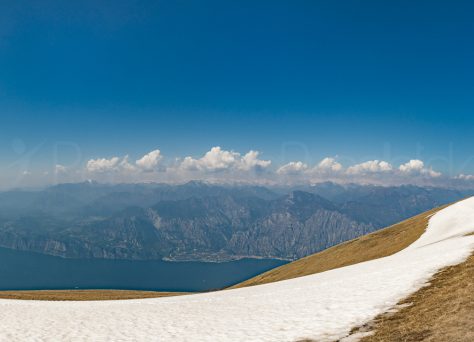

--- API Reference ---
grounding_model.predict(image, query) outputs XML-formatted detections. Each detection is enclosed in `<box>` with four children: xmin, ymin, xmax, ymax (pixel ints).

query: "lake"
<box><xmin>0</xmin><ymin>247</ymin><xmax>287</xmax><ymax>292</ymax></box>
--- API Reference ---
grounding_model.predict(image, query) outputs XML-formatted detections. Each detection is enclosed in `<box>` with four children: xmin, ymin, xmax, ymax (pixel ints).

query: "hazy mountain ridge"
<box><xmin>0</xmin><ymin>181</ymin><xmax>471</xmax><ymax>262</ymax></box>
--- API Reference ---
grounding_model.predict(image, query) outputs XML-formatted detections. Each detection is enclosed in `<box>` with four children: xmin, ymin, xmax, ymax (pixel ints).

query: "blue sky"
<box><xmin>0</xmin><ymin>1</ymin><xmax>473</xmax><ymax>188</ymax></box>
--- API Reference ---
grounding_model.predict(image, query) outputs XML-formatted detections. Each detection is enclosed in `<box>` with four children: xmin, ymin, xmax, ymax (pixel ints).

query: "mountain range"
<box><xmin>0</xmin><ymin>181</ymin><xmax>471</xmax><ymax>262</ymax></box>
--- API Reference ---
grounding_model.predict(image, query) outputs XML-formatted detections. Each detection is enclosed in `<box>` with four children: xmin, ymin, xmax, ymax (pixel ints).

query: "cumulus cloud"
<box><xmin>80</xmin><ymin>147</ymin><xmax>459</xmax><ymax>187</ymax></box>
<box><xmin>277</xmin><ymin>161</ymin><xmax>308</xmax><ymax>175</ymax></box>
<box><xmin>136</xmin><ymin>150</ymin><xmax>162</xmax><ymax>171</ymax></box>
<box><xmin>312</xmin><ymin>157</ymin><xmax>343</xmax><ymax>173</ymax></box>
<box><xmin>86</xmin><ymin>156</ymin><xmax>135</xmax><ymax>173</ymax></box>
<box><xmin>239</xmin><ymin>150</ymin><xmax>271</xmax><ymax>171</ymax></box>
<box><xmin>347</xmin><ymin>160</ymin><xmax>393</xmax><ymax>175</ymax></box>
<box><xmin>398</xmin><ymin>159</ymin><xmax>441</xmax><ymax>178</ymax></box>
<box><xmin>398</xmin><ymin>159</ymin><xmax>424</xmax><ymax>173</ymax></box>
<box><xmin>86</xmin><ymin>157</ymin><xmax>121</xmax><ymax>173</ymax></box>
<box><xmin>178</xmin><ymin>146</ymin><xmax>270</xmax><ymax>173</ymax></box>
<box><xmin>87</xmin><ymin>150</ymin><xmax>165</xmax><ymax>174</ymax></box>
<box><xmin>179</xmin><ymin>147</ymin><xmax>238</xmax><ymax>172</ymax></box>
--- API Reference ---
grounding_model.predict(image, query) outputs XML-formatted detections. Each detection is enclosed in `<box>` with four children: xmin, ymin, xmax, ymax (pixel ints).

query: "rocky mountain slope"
<box><xmin>0</xmin><ymin>181</ymin><xmax>471</xmax><ymax>261</ymax></box>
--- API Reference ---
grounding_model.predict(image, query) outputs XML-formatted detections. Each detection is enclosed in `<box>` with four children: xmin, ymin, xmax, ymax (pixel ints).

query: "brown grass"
<box><xmin>356</xmin><ymin>253</ymin><xmax>474</xmax><ymax>342</ymax></box>
<box><xmin>233</xmin><ymin>206</ymin><xmax>445</xmax><ymax>288</ymax></box>
<box><xmin>0</xmin><ymin>289</ymin><xmax>186</xmax><ymax>301</ymax></box>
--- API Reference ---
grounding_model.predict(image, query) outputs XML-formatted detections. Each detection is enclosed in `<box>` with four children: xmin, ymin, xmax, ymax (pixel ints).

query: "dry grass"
<box><xmin>356</xmin><ymin>253</ymin><xmax>474</xmax><ymax>342</ymax></box>
<box><xmin>0</xmin><ymin>289</ymin><xmax>185</xmax><ymax>301</ymax></box>
<box><xmin>233</xmin><ymin>206</ymin><xmax>445</xmax><ymax>288</ymax></box>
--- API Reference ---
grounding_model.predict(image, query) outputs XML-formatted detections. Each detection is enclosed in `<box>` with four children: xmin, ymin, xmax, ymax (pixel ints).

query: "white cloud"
<box><xmin>277</xmin><ymin>161</ymin><xmax>308</xmax><ymax>175</ymax></box>
<box><xmin>398</xmin><ymin>159</ymin><xmax>424</xmax><ymax>173</ymax></box>
<box><xmin>398</xmin><ymin>159</ymin><xmax>441</xmax><ymax>178</ymax></box>
<box><xmin>178</xmin><ymin>147</ymin><xmax>270</xmax><ymax>173</ymax></box>
<box><xmin>347</xmin><ymin>160</ymin><xmax>393</xmax><ymax>175</ymax></box>
<box><xmin>86</xmin><ymin>156</ymin><xmax>135</xmax><ymax>173</ymax></box>
<box><xmin>456</xmin><ymin>174</ymin><xmax>474</xmax><ymax>181</ymax></box>
<box><xmin>179</xmin><ymin>156</ymin><xmax>201</xmax><ymax>171</ymax></box>
<box><xmin>86</xmin><ymin>157</ymin><xmax>121</xmax><ymax>173</ymax></box>
<box><xmin>136</xmin><ymin>150</ymin><xmax>162</xmax><ymax>171</ymax></box>
<box><xmin>426</xmin><ymin>169</ymin><xmax>442</xmax><ymax>178</ymax></box>
<box><xmin>120</xmin><ymin>156</ymin><xmax>136</xmax><ymax>172</ymax></box>
<box><xmin>179</xmin><ymin>147</ymin><xmax>238</xmax><ymax>172</ymax></box>
<box><xmin>79</xmin><ymin>149</ymin><xmax>453</xmax><ymax>187</ymax></box>
<box><xmin>239</xmin><ymin>150</ymin><xmax>271</xmax><ymax>171</ymax></box>
<box><xmin>312</xmin><ymin>157</ymin><xmax>343</xmax><ymax>173</ymax></box>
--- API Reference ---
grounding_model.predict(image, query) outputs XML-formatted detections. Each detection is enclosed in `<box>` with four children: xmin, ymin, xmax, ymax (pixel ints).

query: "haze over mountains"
<box><xmin>0</xmin><ymin>181</ymin><xmax>471</xmax><ymax>262</ymax></box>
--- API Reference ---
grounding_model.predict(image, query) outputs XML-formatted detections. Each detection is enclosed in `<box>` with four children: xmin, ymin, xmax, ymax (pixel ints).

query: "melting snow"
<box><xmin>1</xmin><ymin>197</ymin><xmax>474</xmax><ymax>342</ymax></box>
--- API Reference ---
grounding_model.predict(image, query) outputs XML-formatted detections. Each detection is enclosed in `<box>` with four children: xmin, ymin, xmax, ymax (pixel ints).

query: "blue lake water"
<box><xmin>0</xmin><ymin>247</ymin><xmax>287</xmax><ymax>292</ymax></box>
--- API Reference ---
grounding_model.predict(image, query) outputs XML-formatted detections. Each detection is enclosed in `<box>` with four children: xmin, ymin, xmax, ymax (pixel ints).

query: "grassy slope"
<box><xmin>232</xmin><ymin>205</ymin><xmax>444</xmax><ymax>288</ymax></box>
<box><xmin>0</xmin><ymin>289</ymin><xmax>185</xmax><ymax>301</ymax></box>
<box><xmin>357</xmin><ymin>248</ymin><xmax>474</xmax><ymax>342</ymax></box>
